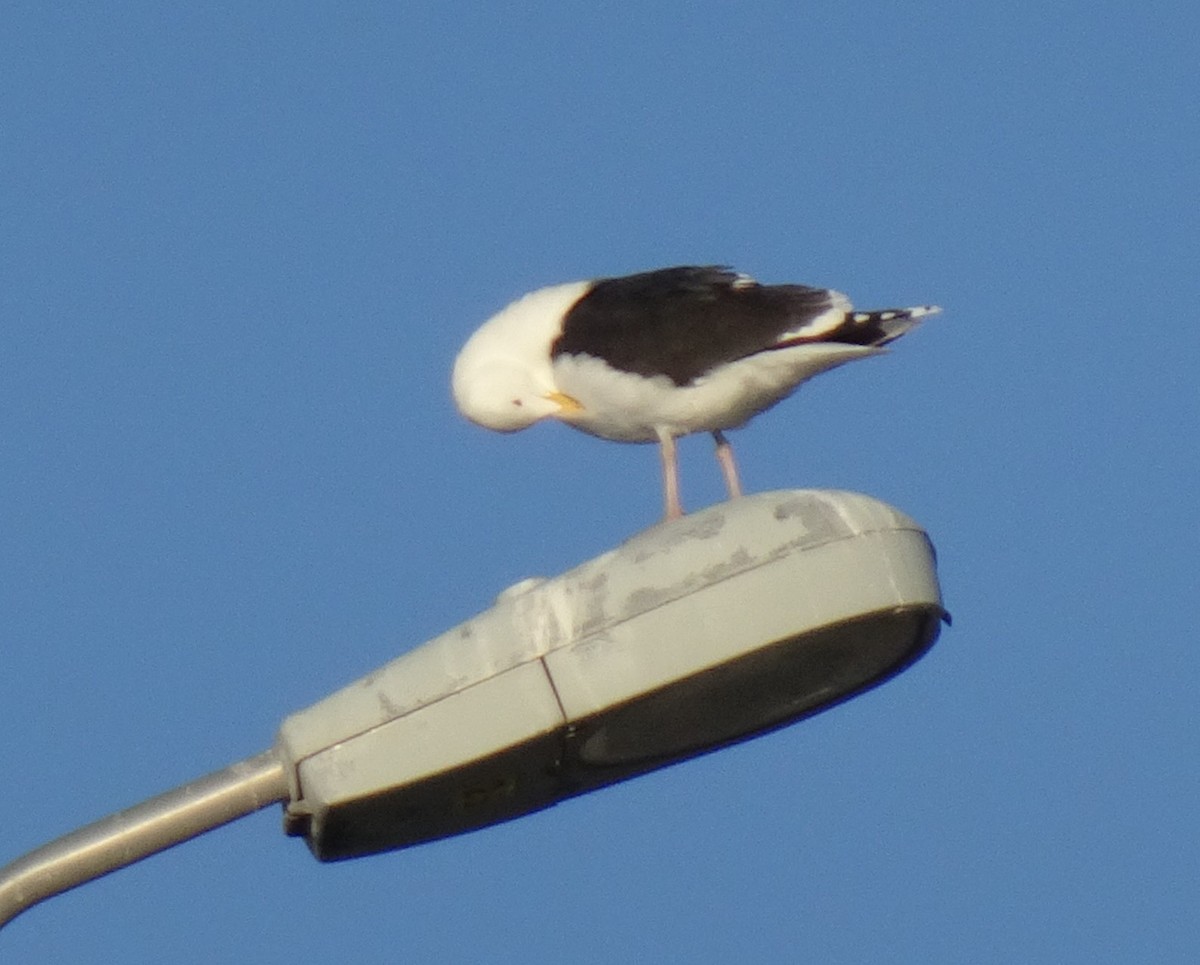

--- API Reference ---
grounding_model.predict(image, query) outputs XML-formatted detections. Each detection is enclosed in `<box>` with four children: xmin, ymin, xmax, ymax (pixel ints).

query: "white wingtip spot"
<box><xmin>909</xmin><ymin>305</ymin><xmax>942</xmax><ymax>318</ymax></box>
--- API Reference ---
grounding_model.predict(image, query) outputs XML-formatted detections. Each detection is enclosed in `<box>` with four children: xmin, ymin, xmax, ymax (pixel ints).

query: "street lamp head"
<box><xmin>277</xmin><ymin>489</ymin><xmax>948</xmax><ymax>861</ymax></box>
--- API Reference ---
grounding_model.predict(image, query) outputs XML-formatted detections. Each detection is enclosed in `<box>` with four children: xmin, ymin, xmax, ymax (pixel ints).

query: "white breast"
<box><xmin>552</xmin><ymin>342</ymin><xmax>885</xmax><ymax>443</ymax></box>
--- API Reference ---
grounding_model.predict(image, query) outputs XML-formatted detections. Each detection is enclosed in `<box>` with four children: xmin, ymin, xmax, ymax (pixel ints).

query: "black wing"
<box><xmin>551</xmin><ymin>266</ymin><xmax>840</xmax><ymax>386</ymax></box>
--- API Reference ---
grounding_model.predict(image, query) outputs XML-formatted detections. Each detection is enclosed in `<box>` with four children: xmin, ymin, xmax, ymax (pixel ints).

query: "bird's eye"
<box><xmin>511</xmin><ymin>398</ymin><xmax>523</xmax><ymax>407</ymax></box>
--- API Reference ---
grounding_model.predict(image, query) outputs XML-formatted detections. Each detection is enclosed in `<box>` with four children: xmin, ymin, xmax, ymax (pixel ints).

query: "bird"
<box><xmin>452</xmin><ymin>265</ymin><xmax>939</xmax><ymax>520</ymax></box>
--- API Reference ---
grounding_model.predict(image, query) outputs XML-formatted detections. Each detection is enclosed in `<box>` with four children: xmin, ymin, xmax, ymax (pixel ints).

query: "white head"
<box><xmin>452</xmin><ymin>280</ymin><xmax>592</xmax><ymax>432</ymax></box>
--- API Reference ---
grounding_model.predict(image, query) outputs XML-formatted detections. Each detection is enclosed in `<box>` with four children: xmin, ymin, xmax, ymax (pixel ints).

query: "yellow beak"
<box><xmin>544</xmin><ymin>390</ymin><xmax>584</xmax><ymax>414</ymax></box>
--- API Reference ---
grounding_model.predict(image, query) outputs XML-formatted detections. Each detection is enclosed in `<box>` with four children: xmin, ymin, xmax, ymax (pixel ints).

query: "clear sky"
<box><xmin>3</xmin><ymin>1</ymin><xmax>1197</xmax><ymax>961</ymax></box>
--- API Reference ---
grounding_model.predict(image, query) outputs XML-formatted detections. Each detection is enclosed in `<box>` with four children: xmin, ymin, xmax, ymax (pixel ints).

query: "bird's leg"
<box><xmin>656</xmin><ymin>428</ymin><xmax>684</xmax><ymax>519</ymax></box>
<box><xmin>712</xmin><ymin>430</ymin><xmax>743</xmax><ymax>500</ymax></box>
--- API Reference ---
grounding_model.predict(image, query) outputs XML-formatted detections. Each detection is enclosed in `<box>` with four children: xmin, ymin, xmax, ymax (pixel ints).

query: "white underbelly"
<box><xmin>552</xmin><ymin>344</ymin><xmax>882</xmax><ymax>442</ymax></box>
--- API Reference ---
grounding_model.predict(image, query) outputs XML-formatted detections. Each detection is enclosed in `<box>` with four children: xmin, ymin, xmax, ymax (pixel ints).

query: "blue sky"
<box><xmin>3</xmin><ymin>1</ymin><xmax>1197</xmax><ymax>961</ymax></box>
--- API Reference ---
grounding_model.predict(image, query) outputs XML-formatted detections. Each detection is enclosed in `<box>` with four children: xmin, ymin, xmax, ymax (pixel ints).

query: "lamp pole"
<box><xmin>1</xmin><ymin>489</ymin><xmax>947</xmax><ymax>929</ymax></box>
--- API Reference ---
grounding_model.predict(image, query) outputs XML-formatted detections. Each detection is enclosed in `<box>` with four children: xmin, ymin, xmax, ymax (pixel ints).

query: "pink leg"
<box><xmin>656</xmin><ymin>428</ymin><xmax>683</xmax><ymax>519</ymax></box>
<box><xmin>712</xmin><ymin>430</ymin><xmax>743</xmax><ymax>500</ymax></box>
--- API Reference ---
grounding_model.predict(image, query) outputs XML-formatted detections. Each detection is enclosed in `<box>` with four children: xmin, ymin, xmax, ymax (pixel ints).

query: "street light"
<box><xmin>0</xmin><ymin>489</ymin><xmax>948</xmax><ymax>927</ymax></box>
